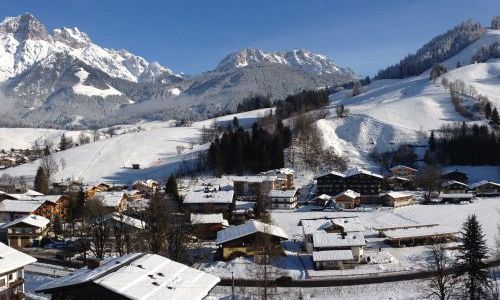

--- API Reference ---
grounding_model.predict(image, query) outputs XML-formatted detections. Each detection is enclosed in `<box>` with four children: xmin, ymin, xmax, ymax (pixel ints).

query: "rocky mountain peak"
<box><xmin>0</xmin><ymin>13</ymin><xmax>50</xmax><ymax>41</ymax></box>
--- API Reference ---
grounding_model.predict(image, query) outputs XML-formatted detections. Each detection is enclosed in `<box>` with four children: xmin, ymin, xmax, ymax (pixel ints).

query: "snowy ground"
<box><xmin>0</xmin><ymin>108</ymin><xmax>272</xmax><ymax>184</ymax></box>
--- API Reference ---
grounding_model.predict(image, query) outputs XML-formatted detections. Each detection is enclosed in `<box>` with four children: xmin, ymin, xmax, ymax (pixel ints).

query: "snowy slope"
<box><xmin>322</xmin><ymin>29</ymin><xmax>500</xmax><ymax>169</ymax></box>
<box><xmin>0</xmin><ymin>109</ymin><xmax>273</xmax><ymax>184</ymax></box>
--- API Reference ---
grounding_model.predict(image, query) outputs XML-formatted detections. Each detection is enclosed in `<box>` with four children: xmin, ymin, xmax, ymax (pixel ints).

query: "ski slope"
<box><xmin>0</xmin><ymin>109</ymin><xmax>272</xmax><ymax>184</ymax></box>
<box><xmin>322</xmin><ymin>29</ymin><xmax>500</xmax><ymax>169</ymax></box>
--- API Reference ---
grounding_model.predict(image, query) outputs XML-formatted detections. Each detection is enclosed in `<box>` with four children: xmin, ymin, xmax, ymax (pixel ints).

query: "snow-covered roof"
<box><xmin>37</xmin><ymin>253</ymin><xmax>220</xmax><ymax>300</ymax></box>
<box><xmin>190</xmin><ymin>213</ymin><xmax>229</xmax><ymax>226</ymax></box>
<box><xmin>4</xmin><ymin>214</ymin><xmax>50</xmax><ymax>228</ymax></box>
<box><xmin>312</xmin><ymin>232</ymin><xmax>366</xmax><ymax>249</ymax></box>
<box><xmin>24</xmin><ymin>189</ymin><xmax>44</xmax><ymax>196</ymax></box>
<box><xmin>0</xmin><ymin>199</ymin><xmax>46</xmax><ymax>213</ymax></box>
<box><xmin>469</xmin><ymin>180</ymin><xmax>500</xmax><ymax>189</ymax></box>
<box><xmin>131</xmin><ymin>179</ymin><xmax>158</xmax><ymax>188</ymax></box>
<box><xmin>0</xmin><ymin>242</ymin><xmax>36</xmax><ymax>273</ymax></box>
<box><xmin>268</xmin><ymin>189</ymin><xmax>297</xmax><ymax>198</ymax></box>
<box><xmin>385</xmin><ymin>191</ymin><xmax>413</xmax><ymax>199</ymax></box>
<box><xmin>228</xmin><ymin>175</ymin><xmax>277</xmax><ymax>183</ymax></box>
<box><xmin>383</xmin><ymin>226</ymin><xmax>458</xmax><ymax>240</ymax></box>
<box><xmin>314</xmin><ymin>194</ymin><xmax>332</xmax><ymax>201</ymax></box>
<box><xmin>315</xmin><ymin>170</ymin><xmax>345</xmax><ymax>179</ymax></box>
<box><xmin>388</xmin><ymin>176</ymin><xmax>410</xmax><ymax>182</ymax></box>
<box><xmin>312</xmin><ymin>250</ymin><xmax>354</xmax><ymax>262</ymax></box>
<box><xmin>301</xmin><ymin>217</ymin><xmax>365</xmax><ymax>236</ymax></box>
<box><xmin>216</xmin><ymin>220</ymin><xmax>288</xmax><ymax>245</ymax></box>
<box><xmin>260</xmin><ymin>168</ymin><xmax>294</xmax><ymax>175</ymax></box>
<box><xmin>442</xmin><ymin>180</ymin><xmax>468</xmax><ymax>188</ymax></box>
<box><xmin>439</xmin><ymin>192</ymin><xmax>474</xmax><ymax>199</ymax></box>
<box><xmin>183</xmin><ymin>189</ymin><xmax>234</xmax><ymax>204</ymax></box>
<box><xmin>390</xmin><ymin>165</ymin><xmax>417</xmax><ymax>172</ymax></box>
<box><xmin>96</xmin><ymin>212</ymin><xmax>145</xmax><ymax>229</ymax></box>
<box><xmin>96</xmin><ymin>191</ymin><xmax>125</xmax><ymax>207</ymax></box>
<box><xmin>345</xmin><ymin>168</ymin><xmax>384</xmax><ymax>179</ymax></box>
<box><xmin>334</xmin><ymin>189</ymin><xmax>360</xmax><ymax>199</ymax></box>
<box><xmin>34</xmin><ymin>195</ymin><xmax>65</xmax><ymax>204</ymax></box>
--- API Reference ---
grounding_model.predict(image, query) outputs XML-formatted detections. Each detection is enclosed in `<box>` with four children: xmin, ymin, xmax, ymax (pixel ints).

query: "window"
<box><xmin>0</xmin><ymin>278</ymin><xmax>5</xmax><ymax>286</ymax></box>
<box><xmin>8</xmin><ymin>273</ymin><xmax>13</xmax><ymax>280</ymax></box>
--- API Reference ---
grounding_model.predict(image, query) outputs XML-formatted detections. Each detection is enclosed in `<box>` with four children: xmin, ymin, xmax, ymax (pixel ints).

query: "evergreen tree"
<box><xmin>484</xmin><ymin>102</ymin><xmax>492</xmax><ymax>119</ymax></box>
<box><xmin>166</xmin><ymin>175</ymin><xmax>180</xmax><ymax>203</ymax></box>
<box><xmin>232</xmin><ymin>116</ymin><xmax>239</xmax><ymax>128</ymax></box>
<box><xmin>456</xmin><ymin>214</ymin><xmax>490</xmax><ymax>299</ymax></box>
<box><xmin>429</xmin><ymin>130</ymin><xmax>436</xmax><ymax>151</ymax></box>
<box><xmin>33</xmin><ymin>167</ymin><xmax>49</xmax><ymax>195</ymax></box>
<box><xmin>59</xmin><ymin>134</ymin><xmax>69</xmax><ymax>150</ymax></box>
<box><xmin>490</xmin><ymin>107</ymin><xmax>499</xmax><ymax>127</ymax></box>
<box><xmin>53</xmin><ymin>214</ymin><xmax>63</xmax><ymax>236</ymax></box>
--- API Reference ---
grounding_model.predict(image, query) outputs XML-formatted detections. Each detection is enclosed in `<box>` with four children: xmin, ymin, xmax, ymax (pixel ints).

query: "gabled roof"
<box><xmin>95</xmin><ymin>212</ymin><xmax>145</xmax><ymax>229</ymax></box>
<box><xmin>96</xmin><ymin>191</ymin><xmax>125</xmax><ymax>207</ymax></box>
<box><xmin>215</xmin><ymin>220</ymin><xmax>288</xmax><ymax>245</ymax></box>
<box><xmin>0</xmin><ymin>242</ymin><xmax>36</xmax><ymax>273</ymax></box>
<box><xmin>5</xmin><ymin>214</ymin><xmax>50</xmax><ymax>229</ymax></box>
<box><xmin>37</xmin><ymin>253</ymin><xmax>220</xmax><ymax>300</ymax></box>
<box><xmin>385</xmin><ymin>191</ymin><xmax>413</xmax><ymax>199</ymax></box>
<box><xmin>0</xmin><ymin>199</ymin><xmax>46</xmax><ymax>213</ymax></box>
<box><xmin>390</xmin><ymin>165</ymin><xmax>417</xmax><ymax>172</ymax></box>
<box><xmin>190</xmin><ymin>213</ymin><xmax>229</xmax><ymax>226</ymax></box>
<box><xmin>301</xmin><ymin>217</ymin><xmax>365</xmax><ymax>235</ymax></box>
<box><xmin>312</xmin><ymin>250</ymin><xmax>354</xmax><ymax>262</ymax></box>
<box><xmin>315</xmin><ymin>171</ymin><xmax>345</xmax><ymax>180</ymax></box>
<box><xmin>469</xmin><ymin>180</ymin><xmax>500</xmax><ymax>189</ymax></box>
<box><xmin>228</xmin><ymin>175</ymin><xmax>278</xmax><ymax>183</ymax></box>
<box><xmin>345</xmin><ymin>168</ymin><xmax>384</xmax><ymax>179</ymax></box>
<box><xmin>441</xmin><ymin>180</ymin><xmax>468</xmax><ymax>188</ymax></box>
<box><xmin>312</xmin><ymin>232</ymin><xmax>366</xmax><ymax>248</ymax></box>
<box><xmin>334</xmin><ymin>189</ymin><xmax>360</xmax><ymax>200</ymax></box>
<box><xmin>313</xmin><ymin>194</ymin><xmax>332</xmax><ymax>201</ymax></box>
<box><xmin>384</xmin><ymin>226</ymin><xmax>458</xmax><ymax>240</ymax></box>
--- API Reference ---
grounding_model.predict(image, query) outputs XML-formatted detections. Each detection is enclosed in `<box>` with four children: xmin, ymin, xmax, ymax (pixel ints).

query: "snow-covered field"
<box><xmin>0</xmin><ymin>127</ymin><xmax>84</xmax><ymax>150</ymax></box>
<box><xmin>0</xmin><ymin>108</ymin><xmax>272</xmax><ymax>184</ymax></box>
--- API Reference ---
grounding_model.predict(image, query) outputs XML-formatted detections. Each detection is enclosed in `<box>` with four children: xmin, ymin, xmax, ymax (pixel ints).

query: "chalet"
<box><xmin>230</xmin><ymin>175</ymin><xmax>278</xmax><ymax>201</ymax></box>
<box><xmin>0</xmin><ymin>199</ymin><xmax>56</xmax><ymax>223</ymax></box>
<box><xmin>231</xmin><ymin>201</ymin><xmax>255</xmax><ymax>224</ymax></box>
<box><xmin>441</xmin><ymin>170</ymin><xmax>468</xmax><ymax>183</ymax></box>
<box><xmin>469</xmin><ymin>180</ymin><xmax>500</xmax><ymax>197</ymax></box>
<box><xmin>86</xmin><ymin>183</ymin><xmax>111</xmax><ymax>198</ymax></box>
<box><xmin>215</xmin><ymin>220</ymin><xmax>288</xmax><ymax>260</ymax></box>
<box><xmin>183</xmin><ymin>184</ymin><xmax>234</xmax><ymax>216</ymax></box>
<box><xmin>95</xmin><ymin>191</ymin><xmax>128</xmax><ymax>212</ymax></box>
<box><xmin>267</xmin><ymin>189</ymin><xmax>298</xmax><ymax>210</ymax></box>
<box><xmin>389</xmin><ymin>165</ymin><xmax>417</xmax><ymax>181</ymax></box>
<box><xmin>3</xmin><ymin>214</ymin><xmax>50</xmax><ymax>247</ymax></box>
<box><xmin>301</xmin><ymin>217</ymin><xmax>365</xmax><ymax>253</ymax></box>
<box><xmin>313</xmin><ymin>194</ymin><xmax>332</xmax><ymax>207</ymax></box>
<box><xmin>383</xmin><ymin>191</ymin><xmax>413</xmax><ymax>208</ymax></box>
<box><xmin>190</xmin><ymin>213</ymin><xmax>229</xmax><ymax>239</ymax></box>
<box><xmin>387</xmin><ymin>176</ymin><xmax>413</xmax><ymax>190</ymax></box>
<box><xmin>316</xmin><ymin>168</ymin><xmax>383</xmax><ymax>201</ymax></box>
<box><xmin>312</xmin><ymin>232</ymin><xmax>366</xmax><ymax>263</ymax></box>
<box><xmin>441</xmin><ymin>180</ymin><xmax>468</xmax><ymax>193</ymax></box>
<box><xmin>0</xmin><ymin>242</ymin><xmax>36</xmax><ymax>299</ymax></box>
<box><xmin>333</xmin><ymin>190</ymin><xmax>360</xmax><ymax>209</ymax></box>
<box><xmin>259</xmin><ymin>168</ymin><xmax>295</xmax><ymax>190</ymax></box>
<box><xmin>130</xmin><ymin>179</ymin><xmax>159</xmax><ymax>195</ymax></box>
<box><xmin>37</xmin><ymin>253</ymin><xmax>220</xmax><ymax>300</ymax></box>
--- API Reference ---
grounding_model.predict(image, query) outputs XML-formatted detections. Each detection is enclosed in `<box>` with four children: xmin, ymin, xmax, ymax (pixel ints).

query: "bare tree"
<box><xmin>136</xmin><ymin>193</ymin><xmax>171</xmax><ymax>254</ymax></box>
<box><xmin>422</xmin><ymin>241</ymin><xmax>457</xmax><ymax>300</ymax></box>
<box><xmin>82</xmin><ymin>197</ymin><xmax>110</xmax><ymax>259</ymax></box>
<box><xmin>40</xmin><ymin>154</ymin><xmax>59</xmax><ymax>184</ymax></box>
<box><xmin>417</xmin><ymin>164</ymin><xmax>442</xmax><ymax>202</ymax></box>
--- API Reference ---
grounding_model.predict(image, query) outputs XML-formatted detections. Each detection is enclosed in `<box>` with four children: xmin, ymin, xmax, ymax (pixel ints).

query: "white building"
<box><xmin>268</xmin><ymin>189</ymin><xmax>298</xmax><ymax>209</ymax></box>
<box><xmin>0</xmin><ymin>242</ymin><xmax>36</xmax><ymax>298</ymax></box>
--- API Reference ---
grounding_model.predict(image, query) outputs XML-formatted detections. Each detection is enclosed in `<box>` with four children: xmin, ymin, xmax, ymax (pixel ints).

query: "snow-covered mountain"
<box><xmin>216</xmin><ymin>48</ymin><xmax>355</xmax><ymax>76</ymax></box>
<box><xmin>0</xmin><ymin>13</ymin><xmax>180</xmax><ymax>83</ymax></box>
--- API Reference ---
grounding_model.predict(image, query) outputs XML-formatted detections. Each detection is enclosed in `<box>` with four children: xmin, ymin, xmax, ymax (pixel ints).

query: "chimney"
<box><xmin>86</xmin><ymin>258</ymin><xmax>103</xmax><ymax>270</ymax></box>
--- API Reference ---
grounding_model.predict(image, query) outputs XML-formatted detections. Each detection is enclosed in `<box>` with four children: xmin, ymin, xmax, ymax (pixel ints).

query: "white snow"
<box><xmin>72</xmin><ymin>68</ymin><xmax>123</xmax><ymax>97</ymax></box>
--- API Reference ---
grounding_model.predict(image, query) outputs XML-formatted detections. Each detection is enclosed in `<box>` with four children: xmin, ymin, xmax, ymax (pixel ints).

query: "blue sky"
<box><xmin>1</xmin><ymin>0</ymin><xmax>498</xmax><ymax>76</ymax></box>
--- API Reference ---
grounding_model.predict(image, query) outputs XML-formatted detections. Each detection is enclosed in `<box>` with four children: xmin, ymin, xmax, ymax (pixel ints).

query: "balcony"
<box><xmin>8</xmin><ymin>278</ymin><xmax>24</xmax><ymax>289</ymax></box>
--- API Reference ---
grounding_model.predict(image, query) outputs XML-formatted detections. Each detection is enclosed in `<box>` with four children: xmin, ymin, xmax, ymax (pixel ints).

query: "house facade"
<box><xmin>268</xmin><ymin>189</ymin><xmax>298</xmax><ymax>210</ymax></box>
<box><xmin>384</xmin><ymin>192</ymin><xmax>413</xmax><ymax>208</ymax></box>
<box><xmin>389</xmin><ymin>165</ymin><xmax>417</xmax><ymax>181</ymax></box>
<box><xmin>316</xmin><ymin>169</ymin><xmax>383</xmax><ymax>203</ymax></box>
<box><xmin>333</xmin><ymin>190</ymin><xmax>361</xmax><ymax>209</ymax></box>
<box><xmin>469</xmin><ymin>181</ymin><xmax>500</xmax><ymax>197</ymax></box>
<box><xmin>0</xmin><ymin>242</ymin><xmax>36</xmax><ymax>299</ymax></box>
<box><xmin>4</xmin><ymin>215</ymin><xmax>50</xmax><ymax>247</ymax></box>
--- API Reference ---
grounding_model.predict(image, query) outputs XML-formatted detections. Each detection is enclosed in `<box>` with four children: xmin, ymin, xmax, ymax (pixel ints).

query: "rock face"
<box><xmin>0</xmin><ymin>13</ymin><xmax>357</xmax><ymax>128</ymax></box>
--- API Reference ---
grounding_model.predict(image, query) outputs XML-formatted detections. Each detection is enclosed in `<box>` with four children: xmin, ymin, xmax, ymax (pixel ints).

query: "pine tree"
<box><xmin>456</xmin><ymin>214</ymin><xmax>490</xmax><ymax>299</ymax></box>
<box><xmin>490</xmin><ymin>108</ymin><xmax>499</xmax><ymax>127</ymax></box>
<box><xmin>484</xmin><ymin>102</ymin><xmax>492</xmax><ymax>119</ymax></box>
<box><xmin>166</xmin><ymin>175</ymin><xmax>180</xmax><ymax>203</ymax></box>
<box><xmin>232</xmin><ymin>116</ymin><xmax>239</xmax><ymax>128</ymax></box>
<box><xmin>59</xmin><ymin>134</ymin><xmax>68</xmax><ymax>150</ymax></box>
<box><xmin>33</xmin><ymin>167</ymin><xmax>49</xmax><ymax>195</ymax></box>
<box><xmin>429</xmin><ymin>131</ymin><xmax>436</xmax><ymax>152</ymax></box>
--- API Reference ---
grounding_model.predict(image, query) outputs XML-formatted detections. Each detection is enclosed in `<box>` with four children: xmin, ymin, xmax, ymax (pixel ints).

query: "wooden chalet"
<box><xmin>383</xmin><ymin>191</ymin><xmax>413</xmax><ymax>208</ymax></box>
<box><xmin>3</xmin><ymin>214</ymin><xmax>50</xmax><ymax>247</ymax></box>
<box><xmin>441</xmin><ymin>170</ymin><xmax>468</xmax><ymax>183</ymax></box>
<box><xmin>389</xmin><ymin>165</ymin><xmax>417</xmax><ymax>181</ymax></box>
<box><xmin>469</xmin><ymin>180</ymin><xmax>500</xmax><ymax>197</ymax></box>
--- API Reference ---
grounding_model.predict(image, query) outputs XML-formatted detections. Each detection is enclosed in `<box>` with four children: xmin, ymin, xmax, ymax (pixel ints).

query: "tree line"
<box><xmin>275</xmin><ymin>89</ymin><xmax>330</xmax><ymax>119</ymax></box>
<box><xmin>426</xmin><ymin>122</ymin><xmax>500</xmax><ymax>165</ymax></box>
<box><xmin>376</xmin><ymin>21</ymin><xmax>486</xmax><ymax>79</ymax></box>
<box><xmin>207</xmin><ymin>115</ymin><xmax>292</xmax><ymax>175</ymax></box>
